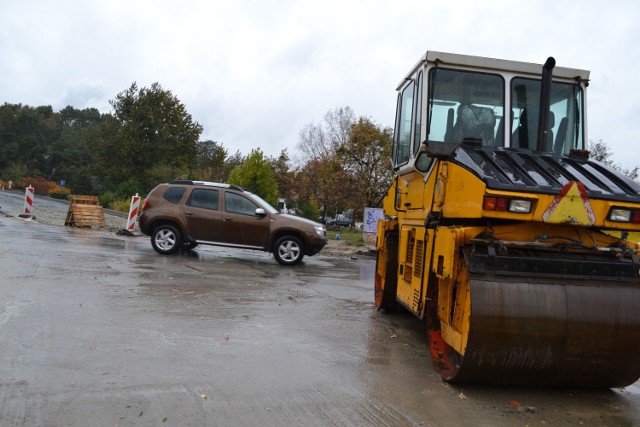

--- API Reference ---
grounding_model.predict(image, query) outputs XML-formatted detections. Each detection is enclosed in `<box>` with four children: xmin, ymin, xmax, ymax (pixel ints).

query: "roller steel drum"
<box><xmin>429</xmin><ymin>273</ymin><xmax>640</xmax><ymax>388</ymax></box>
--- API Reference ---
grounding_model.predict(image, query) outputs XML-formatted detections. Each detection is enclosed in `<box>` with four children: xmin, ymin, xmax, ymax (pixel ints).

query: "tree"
<box><xmin>268</xmin><ymin>149</ymin><xmax>293</xmax><ymax>199</ymax></box>
<box><xmin>52</xmin><ymin>106</ymin><xmax>104</xmax><ymax>192</ymax></box>
<box><xmin>590</xmin><ymin>139</ymin><xmax>639</xmax><ymax>180</ymax></box>
<box><xmin>97</xmin><ymin>82</ymin><xmax>203</xmax><ymax>192</ymax></box>
<box><xmin>227</xmin><ymin>148</ymin><xmax>279</xmax><ymax>205</ymax></box>
<box><xmin>223</xmin><ymin>150</ymin><xmax>244</xmax><ymax>178</ymax></box>
<box><xmin>590</xmin><ymin>139</ymin><xmax>614</xmax><ymax>165</ymax></box>
<box><xmin>195</xmin><ymin>139</ymin><xmax>228</xmax><ymax>181</ymax></box>
<box><xmin>324</xmin><ymin>106</ymin><xmax>354</xmax><ymax>150</ymax></box>
<box><xmin>338</xmin><ymin>117</ymin><xmax>393</xmax><ymax>207</ymax></box>
<box><xmin>297</xmin><ymin>106</ymin><xmax>355</xmax><ymax>163</ymax></box>
<box><xmin>193</xmin><ymin>141</ymin><xmax>245</xmax><ymax>183</ymax></box>
<box><xmin>0</xmin><ymin>103</ymin><xmax>62</xmax><ymax>178</ymax></box>
<box><xmin>296</xmin><ymin>106</ymin><xmax>356</xmax><ymax>219</ymax></box>
<box><xmin>294</xmin><ymin>155</ymin><xmax>350</xmax><ymax>220</ymax></box>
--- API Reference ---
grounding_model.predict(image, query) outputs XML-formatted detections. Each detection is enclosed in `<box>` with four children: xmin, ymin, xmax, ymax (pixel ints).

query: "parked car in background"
<box><xmin>138</xmin><ymin>180</ymin><xmax>327</xmax><ymax>265</ymax></box>
<box><xmin>325</xmin><ymin>214</ymin><xmax>353</xmax><ymax>227</ymax></box>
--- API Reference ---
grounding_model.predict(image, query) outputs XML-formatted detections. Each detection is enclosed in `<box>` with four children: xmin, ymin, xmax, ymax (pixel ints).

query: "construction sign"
<box><xmin>542</xmin><ymin>181</ymin><xmax>595</xmax><ymax>226</ymax></box>
<box><xmin>363</xmin><ymin>207</ymin><xmax>384</xmax><ymax>250</ymax></box>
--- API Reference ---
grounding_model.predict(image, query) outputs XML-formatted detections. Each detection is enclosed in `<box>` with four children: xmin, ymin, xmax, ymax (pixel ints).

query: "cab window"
<box><xmin>187</xmin><ymin>189</ymin><xmax>219</xmax><ymax>210</ymax></box>
<box><xmin>427</xmin><ymin>68</ymin><xmax>504</xmax><ymax>147</ymax></box>
<box><xmin>393</xmin><ymin>80</ymin><xmax>414</xmax><ymax>166</ymax></box>
<box><xmin>413</xmin><ymin>71</ymin><xmax>423</xmax><ymax>155</ymax></box>
<box><xmin>225</xmin><ymin>192</ymin><xmax>258</xmax><ymax>215</ymax></box>
<box><xmin>511</xmin><ymin>77</ymin><xmax>584</xmax><ymax>153</ymax></box>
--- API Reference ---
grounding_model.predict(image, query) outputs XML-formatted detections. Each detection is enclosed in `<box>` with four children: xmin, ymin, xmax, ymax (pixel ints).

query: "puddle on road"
<box><xmin>618</xmin><ymin>384</ymin><xmax>640</xmax><ymax>395</ymax></box>
<box><xmin>360</xmin><ymin>263</ymin><xmax>375</xmax><ymax>280</ymax></box>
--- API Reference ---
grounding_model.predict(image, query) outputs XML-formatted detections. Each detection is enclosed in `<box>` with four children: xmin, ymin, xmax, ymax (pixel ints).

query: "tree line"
<box><xmin>2</xmin><ymin>82</ymin><xmax>633</xmax><ymax>223</ymax></box>
<box><xmin>0</xmin><ymin>83</ymin><xmax>394</xmax><ymax>222</ymax></box>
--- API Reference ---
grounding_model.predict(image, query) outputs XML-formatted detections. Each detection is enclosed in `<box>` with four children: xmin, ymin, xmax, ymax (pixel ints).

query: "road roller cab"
<box><xmin>375</xmin><ymin>51</ymin><xmax>640</xmax><ymax>388</ymax></box>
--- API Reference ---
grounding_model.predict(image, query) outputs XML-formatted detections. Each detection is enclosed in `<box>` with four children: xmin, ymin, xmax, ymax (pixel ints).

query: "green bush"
<box><xmin>116</xmin><ymin>178</ymin><xmax>141</xmax><ymax>199</ymax></box>
<box><xmin>112</xmin><ymin>197</ymin><xmax>132</xmax><ymax>213</ymax></box>
<box><xmin>49</xmin><ymin>193</ymin><xmax>70</xmax><ymax>200</ymax></box>
<box><xmin>99</xmin><ymin>192</ymin><xmax>116</xmax><ymax>209</ymax></box>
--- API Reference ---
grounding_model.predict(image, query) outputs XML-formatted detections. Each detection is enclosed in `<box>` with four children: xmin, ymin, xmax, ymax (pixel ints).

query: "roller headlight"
<box><xmin>483</xmin><ymin>196</ymin><xmax>533</xmax><ymax>214</ymax></box>
<box><xmin>608</xmin><ymin>207</ymin><xmax>640</xmax><ymax>223</ymax></box>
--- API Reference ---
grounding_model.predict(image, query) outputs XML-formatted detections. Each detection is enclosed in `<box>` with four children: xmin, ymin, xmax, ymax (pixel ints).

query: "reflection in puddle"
<box><xmin>360</xmin><ymin>262</ymin><xmax>375</xmax><ymax>281</ymax></box>
<box><xmin>619</xmin><ymin>384</ymin><xmax>640</xmax><ymax>395</ymax></box>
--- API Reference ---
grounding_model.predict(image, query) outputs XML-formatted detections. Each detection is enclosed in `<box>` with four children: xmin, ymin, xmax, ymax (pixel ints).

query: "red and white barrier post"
<box><xmin>125</xmin><ymin>193</ymin><xmax>140</xmax><ymax>232</ymax></box>
<box><xmin>22</xmin><ymin>185</ymin><xmax>35</xmax><ymax>218</ymax></box>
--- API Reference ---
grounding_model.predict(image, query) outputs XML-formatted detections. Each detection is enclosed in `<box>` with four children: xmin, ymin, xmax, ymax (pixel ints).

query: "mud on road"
<box><xmin>1</xmin><ymin>190</ymin><xmax>640</xmax><ymax>427</ymax></box>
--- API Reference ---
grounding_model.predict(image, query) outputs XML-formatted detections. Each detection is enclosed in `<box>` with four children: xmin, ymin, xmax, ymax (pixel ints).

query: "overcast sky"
<box><xmin>1</xmin><ymin>0</ymin><xmax>639</xmax><ymax>169</ymax></box>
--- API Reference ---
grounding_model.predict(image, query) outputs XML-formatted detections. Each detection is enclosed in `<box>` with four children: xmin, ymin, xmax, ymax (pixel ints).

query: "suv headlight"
<box><xmin>314</xmin><ymin>225</ymin><xmax>327</xmax><ymax>238</ymax></box>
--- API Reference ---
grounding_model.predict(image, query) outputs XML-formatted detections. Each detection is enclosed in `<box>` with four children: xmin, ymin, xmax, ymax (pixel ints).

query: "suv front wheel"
<box><xmin>151</xmin><ymin>224</ymin><xmax>182</xmax><ymax>255</ymax></box>
<box><xmin>273</xmin><ymin>235</ymin><xmax>304</xmax><ymax>266</ymax></box>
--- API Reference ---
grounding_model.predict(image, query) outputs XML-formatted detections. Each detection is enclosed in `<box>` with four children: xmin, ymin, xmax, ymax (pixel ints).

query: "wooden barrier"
<box><xmin>65</xmin><ymin>195</ymin><xmax>106</xmax><ymax>228</ymax></box>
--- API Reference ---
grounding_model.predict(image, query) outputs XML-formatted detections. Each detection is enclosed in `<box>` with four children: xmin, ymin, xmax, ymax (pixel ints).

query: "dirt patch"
<box><xmin>324</xmin><ymin>238</ymin><xmax>375</xmax><ymax>257</ymax></box>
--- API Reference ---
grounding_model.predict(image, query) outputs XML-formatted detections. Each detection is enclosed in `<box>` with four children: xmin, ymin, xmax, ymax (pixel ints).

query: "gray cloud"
<box><xmin>1</xmin><ymin>0</ymin><xmax>638</xmax><ymax>169</ymax></box>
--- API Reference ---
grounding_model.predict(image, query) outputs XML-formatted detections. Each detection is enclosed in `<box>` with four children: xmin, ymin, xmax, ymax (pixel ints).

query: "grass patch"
<box><xmin>327</xmin><ymin>229</ymin><xmax>365</xmax><ymax>246</ymax></box>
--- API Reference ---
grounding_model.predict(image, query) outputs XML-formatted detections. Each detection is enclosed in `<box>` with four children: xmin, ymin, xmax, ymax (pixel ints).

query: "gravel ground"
<box><xmin>0</xmin><ymin>190</ymin><xmax>131</xmax><ymax>231</ymax></box>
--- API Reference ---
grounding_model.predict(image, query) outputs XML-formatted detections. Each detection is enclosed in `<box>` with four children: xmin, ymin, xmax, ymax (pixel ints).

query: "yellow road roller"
<box><xmin>375</xmin><ymin>51</ymin><xmax>640</xmax><ymax>387</ymax></box>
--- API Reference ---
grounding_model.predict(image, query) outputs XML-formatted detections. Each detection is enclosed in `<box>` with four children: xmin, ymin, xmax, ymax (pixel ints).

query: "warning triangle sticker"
<box><xmin>542</xmin><ymin>181</ymin><xmax>596</xmax><ymax>226</ymax></box>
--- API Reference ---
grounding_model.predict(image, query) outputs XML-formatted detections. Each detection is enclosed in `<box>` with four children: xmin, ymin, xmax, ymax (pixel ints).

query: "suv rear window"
<box><xmin>163</xmin><ymin>187</ymin><xmax>186</xmax><ymax>204</ymax></box>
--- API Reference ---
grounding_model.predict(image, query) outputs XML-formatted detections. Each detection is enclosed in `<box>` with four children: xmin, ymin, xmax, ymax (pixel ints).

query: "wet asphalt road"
<box><xmin>2</xmin><ymin>191</ymin><xmax>640</xmax><ymax>427</ymax></box>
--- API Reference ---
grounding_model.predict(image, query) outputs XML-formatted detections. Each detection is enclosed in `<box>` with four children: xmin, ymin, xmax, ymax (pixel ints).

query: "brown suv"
<box><xmin>138</xmin><ymin>180</ymin><xmax>327</xmax><ymax>265</ymax></box>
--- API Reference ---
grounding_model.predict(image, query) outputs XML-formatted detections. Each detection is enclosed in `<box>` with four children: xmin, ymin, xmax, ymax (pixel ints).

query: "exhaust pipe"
<box><xmin>536</xmin><ymin>57</ymin><xmax>556</xmax><ymax>152</ymax></box>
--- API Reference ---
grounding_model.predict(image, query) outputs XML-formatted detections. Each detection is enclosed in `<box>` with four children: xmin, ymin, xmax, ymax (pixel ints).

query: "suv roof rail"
<box><xmin>169</xmin><ymin>180</ymin><xmax>246</xmax><ymax>192</ymax></box>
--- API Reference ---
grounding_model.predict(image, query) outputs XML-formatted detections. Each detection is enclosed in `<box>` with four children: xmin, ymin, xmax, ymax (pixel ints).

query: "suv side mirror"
<box><xmin>255</xmin><ymin>208</ymin><xmax>266</xmax><ymax>216</ymax></box>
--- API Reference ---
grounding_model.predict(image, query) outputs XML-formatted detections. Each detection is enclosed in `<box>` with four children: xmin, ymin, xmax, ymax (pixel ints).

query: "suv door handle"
<box><xmin>223</xmin><ymin>218</ymin><xmax>232</xmax><ymax>221</ymax></box>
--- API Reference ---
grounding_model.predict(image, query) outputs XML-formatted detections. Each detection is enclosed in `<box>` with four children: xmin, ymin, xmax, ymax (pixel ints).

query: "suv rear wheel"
<box><xmin>273</xmin><ymin>235</ymin><xmax>304</xmax><ymax>266</ymax></box>
<box><xmin>151</xmin><ymin>224</ymin><xmax>182</xmax><ymax>255</ymax></box>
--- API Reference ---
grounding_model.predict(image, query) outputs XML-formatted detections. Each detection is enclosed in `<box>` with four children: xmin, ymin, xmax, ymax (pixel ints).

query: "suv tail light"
<box><xmin>141</xmin><ymin>198</ymin><xmax>149</xmax><ymax>211</ymax></box>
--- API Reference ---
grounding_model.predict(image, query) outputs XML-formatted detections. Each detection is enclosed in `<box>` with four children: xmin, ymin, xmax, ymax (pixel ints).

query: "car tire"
<box><xmin>151</xmin><ymin>224</ymin><xmax>182</xmax><ymax>255</ymax></box>
<box><xmin>273</xmin><ymin>235</ymin><xmax>304</xmax><ymax>266</ymax></box>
